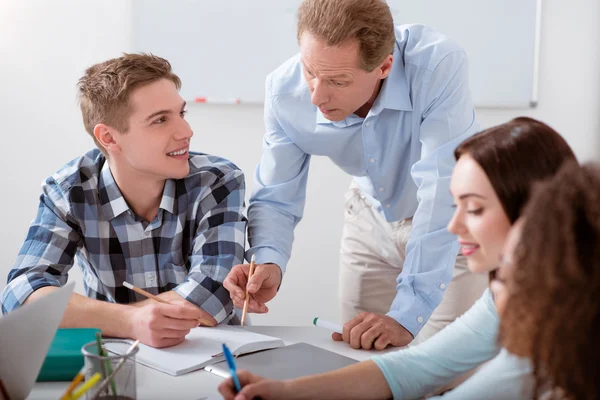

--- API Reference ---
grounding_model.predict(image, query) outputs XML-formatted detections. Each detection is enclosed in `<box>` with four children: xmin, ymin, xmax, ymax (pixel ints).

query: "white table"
<box><xmin>29</xmin><ymin>326</ymin><xmax>384</xmax><ymax>399</ymax></box>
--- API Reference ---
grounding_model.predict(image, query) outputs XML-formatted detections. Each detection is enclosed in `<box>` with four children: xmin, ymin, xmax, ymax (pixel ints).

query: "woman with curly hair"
<box><xmin>492</xmin><ymin>162</ymin><xmax>600</xmax><ymax>399</ymax></box>
<box><xmin>219</xmin><ymin>117</ymin><xmax>577</xmax><ymax>400</ymax></box>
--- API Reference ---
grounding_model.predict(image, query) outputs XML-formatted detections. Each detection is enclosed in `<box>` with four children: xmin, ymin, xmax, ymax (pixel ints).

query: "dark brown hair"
<box><xmin>455</xmin><ymin>117</ymin><xmax>577</xmax><ymax>223</ymax></box>
<box><xmin>501</xmin><ymin>162</ymin><xmax>600</xmax><ymax>399</ymax></box>
<box><xmin>297</xmin><ymin>0</ymin><xmax>396</xmax><ymax>71</ymax></box>
<box><xmin>77</xmin><ymin>53</ymin><xmax>181</xmax><ymax>154</ymax></box>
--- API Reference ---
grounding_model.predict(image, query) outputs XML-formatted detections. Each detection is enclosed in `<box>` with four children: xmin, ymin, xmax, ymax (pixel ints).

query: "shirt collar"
<box><xmin>372</xmin><ymin>43</ymin><xmax>413</xmax><ymax>113</ymax></box>
<box><xmin>315</xmin><ymin>42</ymin><xmax>412</xmax><ymax>126</ymax></box>
<box><xmin>98</xmin><ymin>161</ymin><xmax>129</xmax><ymax>220</ymax></box>
<box><xmin>98</xmin><ymin>161</ymin><xmax>177</xmax><ymax>221</ymax></box>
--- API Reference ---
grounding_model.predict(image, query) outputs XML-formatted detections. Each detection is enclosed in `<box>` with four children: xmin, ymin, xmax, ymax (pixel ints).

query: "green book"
<box><xmin>37</xmin><ymin>328</ymin><xmax>101</xmax><ymax>381</ymax></box>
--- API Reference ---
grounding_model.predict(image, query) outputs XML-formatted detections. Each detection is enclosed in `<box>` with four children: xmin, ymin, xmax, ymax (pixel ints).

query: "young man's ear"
<box><xmin>93</xmin><ymin>124</ymin><xmax>120</xmax><ymax>155</ymax></box>
<box><xmin>378</xmin><ymin>54</ymin><xmax>394</xmax><ymax>80</ymax></box>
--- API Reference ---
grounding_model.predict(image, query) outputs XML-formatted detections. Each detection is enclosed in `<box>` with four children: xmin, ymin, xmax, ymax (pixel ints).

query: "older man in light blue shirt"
<box><xmin>224</xmin><ymin>0</ymin><xmax>488</xmax><ymax>349</ymax></box>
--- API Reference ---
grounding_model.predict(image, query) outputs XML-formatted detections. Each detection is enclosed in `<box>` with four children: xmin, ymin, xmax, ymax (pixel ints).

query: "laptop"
<box><xmin>205</xmin><ymin>342</ymin><xmax>358</xmax><ymax>380</ymax></box>
<box><xmin>0</xmin><ymin>283</ymin><xmax>74</xmax><ymax>400</ymax></box>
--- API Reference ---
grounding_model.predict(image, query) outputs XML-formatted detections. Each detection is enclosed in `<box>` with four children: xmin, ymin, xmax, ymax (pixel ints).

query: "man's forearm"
<box><xmin>285</xmin><ymin>361</ymin><xmax>392</xmax><ymax>400</ymax></box>
<box><xmin>25</xmin><ymin>286</ymin><xmax>134</xmax><ymax>338</ymax></box>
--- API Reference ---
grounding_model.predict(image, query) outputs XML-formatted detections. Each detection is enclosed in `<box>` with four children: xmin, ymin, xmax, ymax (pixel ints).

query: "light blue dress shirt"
<box><xmin>372</xmin><ymin>290</ymin><xmax>532</xmax><ymax>399</ymax></box>
<box><xmin>247</xmin><ymin>24</ymin><xmax>479</xmax><ymax>335</ymax></box>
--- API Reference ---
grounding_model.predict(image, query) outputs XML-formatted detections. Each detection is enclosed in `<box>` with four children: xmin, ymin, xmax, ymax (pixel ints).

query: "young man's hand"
<box><xmin>224</xmin><ymin>263</ymin><xmax>282</xmax><ymax>313</ymax></box>
<box><xmin>127</xmin><ymin>299</ymin><xmax>216</xmax><ymax>348</ymax></box>
<box><xmin>218</xmin><ymin>370</ymin><xmax>288</xmax><ymax>400</ymax></box>
<box><xmin>331</xmin><ymin>312</ymin><xmax>413</xmax><ymax>350</ymax></box>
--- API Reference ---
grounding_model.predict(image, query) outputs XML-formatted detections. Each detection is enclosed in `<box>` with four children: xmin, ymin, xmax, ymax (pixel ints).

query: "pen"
<box><xmin>222</xmin><ymin>343</ymin><xmax>242</xmax><ymax>393</ymax></box>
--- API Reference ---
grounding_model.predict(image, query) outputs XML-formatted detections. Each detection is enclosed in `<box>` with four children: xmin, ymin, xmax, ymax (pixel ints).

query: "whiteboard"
<box><xmin>131</xmin><ymin>0</ymin><xmax>541</xmax><ymax>108</ymax></box>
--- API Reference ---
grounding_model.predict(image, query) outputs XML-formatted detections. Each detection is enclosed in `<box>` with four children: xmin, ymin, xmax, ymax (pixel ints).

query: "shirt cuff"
<box><xmin>386</xmin><ymin>293</ymin><xmax>436</xmax><ymax>337</ymax></box>
<box><xmin>1</xmin><ymin>273</ymin><xmax>61</xmax><ymax>314</ymax></box>
<box><xmin>174</xmin><ymin>274</ymin><xmax>233</xmax><ymax>324</ymax></box>
<box><xmin>246</xmin><ymin>247</ymin><xmax>288</xmax><ymax>274</ymax></box>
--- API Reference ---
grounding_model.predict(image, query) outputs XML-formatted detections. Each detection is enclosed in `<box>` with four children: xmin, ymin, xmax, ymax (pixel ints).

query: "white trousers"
<box><xmin>339</xmin><ymin>183</ymin><xmax>488</xmax><ymax>344</ymax></box>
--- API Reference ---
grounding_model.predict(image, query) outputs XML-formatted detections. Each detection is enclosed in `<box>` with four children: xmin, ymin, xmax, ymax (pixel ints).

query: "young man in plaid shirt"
<box><xmin>0</xmin><ymin>54</ymin><xmax>247</xmax><ymax>348</ymax></box>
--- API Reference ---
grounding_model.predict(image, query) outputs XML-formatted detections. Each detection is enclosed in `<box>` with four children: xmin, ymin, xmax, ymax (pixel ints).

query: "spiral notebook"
<box><xmin>105</xmin><ymin>325</ymin><xmax>285</xmax><ymax>376</ymax></box>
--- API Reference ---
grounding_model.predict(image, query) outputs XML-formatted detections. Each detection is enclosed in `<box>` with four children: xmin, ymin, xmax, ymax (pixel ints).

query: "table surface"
<box><xmin>29</xmin><ymin>326</ymin><xmax>386</xmax><ymax>400</ymax></box>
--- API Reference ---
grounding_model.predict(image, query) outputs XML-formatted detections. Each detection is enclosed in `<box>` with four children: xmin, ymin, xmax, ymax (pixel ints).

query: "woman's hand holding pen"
<box><xmin>224</xmin><ymin>263</ymin><xmax>282</xmax><ymax>313</ymax></box>
<box><xmin>218</xmin><ymin>370</ymin><xmax>287</xmax><ymax>400</ymax></box>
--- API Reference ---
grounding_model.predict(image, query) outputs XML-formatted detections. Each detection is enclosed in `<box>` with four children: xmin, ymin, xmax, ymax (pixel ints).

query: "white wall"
<box><xmin>1</xmin><ymin>0</ymin><xmax>598</xmax><ymax>326</ymax></box>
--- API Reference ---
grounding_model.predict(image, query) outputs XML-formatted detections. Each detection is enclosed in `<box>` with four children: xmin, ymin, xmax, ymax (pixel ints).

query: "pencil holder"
<box><xmin>81</xmin><ymin>339</ymin><xmax>138</xmax><ymax>400</ymax></box>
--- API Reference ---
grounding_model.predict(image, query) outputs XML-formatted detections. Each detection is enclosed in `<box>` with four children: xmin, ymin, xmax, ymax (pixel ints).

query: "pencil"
<box><xmin>90</xmin><ymin>340</ymin><xmax>140</xmax><ymax>400</ymax></box>
<box><xmin>95</xmin><ymin>332</ymin><xmax>117</xmax><ymax>396</ymax></box>
<box><xmin>59</xmin><ymin>367</ymin><xmax>85</xmax><ymax>400</ymax></box>
<box><xmin>123</xmin><ymin>281</ymin><xmax>169</xmax><ymax>304</ymax></box>
<box><xmin>241</xmin><ymin>254</ymin><xmax>256</xmax><ymax>327</ymax></box>
<box><xmin>123</xmin><ymin>281</ymin><xmax>212</xmax><ymax>326</ymax></box>
<box><xmin>70</xmin><ymin>372</ymin><xmax>102</xmax><ymax>400</ymax></box>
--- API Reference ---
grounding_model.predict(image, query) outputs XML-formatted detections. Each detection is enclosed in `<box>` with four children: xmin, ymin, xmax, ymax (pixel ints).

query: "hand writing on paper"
<box><xmin>332</xmin><ymin>312</ymin><xmax>413</xmax><ymax>350</ymax></box>
<box><xmin>218</xmin><ymin>370</ymin><xmax>287</xmax><ymax>400</ymax></box>
<box><xmin>127</xmin><ymin>299</ymin><xmax>216</xmax><ymax>348</ymax></box>
<box><xmin>224</xmin><ymin>263</ymin><xmax>282</xmax><ymax>314</ymax></box>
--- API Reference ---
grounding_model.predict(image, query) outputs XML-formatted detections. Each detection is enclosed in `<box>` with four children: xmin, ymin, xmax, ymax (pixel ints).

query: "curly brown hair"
<box><xmin>500</xmin><ymin>162</ymin><xmax>600</xmax><ymax>399</ymax></box>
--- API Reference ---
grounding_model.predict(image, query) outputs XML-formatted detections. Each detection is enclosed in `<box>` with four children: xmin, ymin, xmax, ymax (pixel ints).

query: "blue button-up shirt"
<box><xmin>1</xmin><ymin>149</ymin><xmax>246</xmax><ymax>323</ymax></box>
<box><xmin>247</xmin><ymin>24</ymin><xmax>478</xmax><ymax>335</ymax></box>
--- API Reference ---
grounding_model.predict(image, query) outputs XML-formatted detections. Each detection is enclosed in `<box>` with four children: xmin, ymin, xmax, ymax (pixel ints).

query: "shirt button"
<box><xmin>440</xmin><ymin>283</ymin><xmax>446</xmax><ymax>290</ymax></box>
<box><xmin>365</xmin><ymin>121</ymin><xmax>371</xmax><ymax>127</ymax></box>
<box><xmin>369</xmin><ymin>157</ymin><xmax>376</xmax><ymax>164</ymax></box>
<box><xmin>379</xmin><ymin>187</ymin><xmax>384</xmax><ymax>192</ymax></box>
<box><xmin>148</xmin><ymin>272</ymin><xmax>155</xmax><ymax>281</ymax></box>
<box><xmin>417</xmin><ymin>316</ymin><xmax>424</xmax><ymax>324</ymax></box>
<box><xmin>386</xmin><ymin>204</ymin><xmax>391</xmax><ymax>209</ymax></box>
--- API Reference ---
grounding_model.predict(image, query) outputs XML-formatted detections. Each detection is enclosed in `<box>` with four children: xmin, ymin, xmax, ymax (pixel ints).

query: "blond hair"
<box><xmin>297</xmin><ymin>0</ymin><xmax>396</xmax><ymax>71</ymax></box>
<box><xmin>77</xmin><ymin>53</ymin><xmax>181</xmax><ymax>154</ymax></box>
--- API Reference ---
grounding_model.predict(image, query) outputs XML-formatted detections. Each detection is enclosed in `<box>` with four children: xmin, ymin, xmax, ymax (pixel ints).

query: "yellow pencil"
<box><xmin>59</xmin><ymin>367</ymin><xmax>85</xmax><ymax>400</ymax></box>
<box><xmin>70</xmin><ymin>372</ymin><xmax>102</xmax><ymax>400</ymax></box>
<box><xmin>123</xmin><ymin>281</ymin><xmax>213</xmax><ymax>326</ymax></box>
<box><xmin>241</xmin><ymin>254</ymin><xmax>256</xmax><ymax>327</ymax></box>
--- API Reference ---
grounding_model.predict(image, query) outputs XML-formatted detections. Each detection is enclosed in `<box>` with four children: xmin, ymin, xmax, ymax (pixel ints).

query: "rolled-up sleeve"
<box><xmin>1</xmin><ymin>178</ymin><xmax>81</xmax><ymax>314</ymax></box>
<box><xmin>175</xmin><ymin>169</ymin><xmax>247</xmax><ymax>323</ymax></box>
<box><xmin>387</xmin><ymin>50</ymin><xmax>480</xmax><ymax>335</ymax></box>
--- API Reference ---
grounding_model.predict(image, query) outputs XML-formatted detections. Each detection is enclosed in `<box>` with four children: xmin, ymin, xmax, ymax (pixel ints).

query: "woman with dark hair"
<box><xmin>218</xmin><ymin>117</ymin><xmax>577</xmax><ymax>400</ymax></box>
<box><xmin>492</xmin><ymin>162</ymin><xmax>600</xmax><ymax>399</ymax></box>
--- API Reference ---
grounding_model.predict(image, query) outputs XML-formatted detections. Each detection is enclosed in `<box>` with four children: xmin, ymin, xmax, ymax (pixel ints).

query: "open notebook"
<box><xmin>105</xmin><ymin>325</ymin><xmax>285</xmax><ymax>376</ymax></box>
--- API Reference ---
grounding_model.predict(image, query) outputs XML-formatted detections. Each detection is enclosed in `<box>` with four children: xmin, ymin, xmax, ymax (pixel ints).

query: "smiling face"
<box><xmin>448</xmin><ymin>155</ymin><xmax>513</xmax><ymax>273</ymax></box>
<box><xmin>100</xmin><ymin>78</ymin><xmax>193</xmax><ymax>181</ymax></box>
<box><xmin>490</xmin><ymin>220</ymin><xmax>523</xmax><ymax>316</ymax></box>
<box><xmin>299</xmin><ymin>31</ymin><xmax>392</xmax><ymax>121</ymax></box>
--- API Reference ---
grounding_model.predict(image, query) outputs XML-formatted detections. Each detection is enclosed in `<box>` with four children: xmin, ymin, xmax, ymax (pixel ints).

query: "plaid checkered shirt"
<box><xmin>1</xmin><ymin>149</ymin><xmax>246</xmax><ymax>323</ymax></box>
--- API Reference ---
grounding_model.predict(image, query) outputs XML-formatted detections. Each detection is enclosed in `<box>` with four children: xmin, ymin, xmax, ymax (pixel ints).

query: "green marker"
<box><xmin>313</xmin><ymin>317</ymin><xmax>343</xmax><ymax>333</ymax></box>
